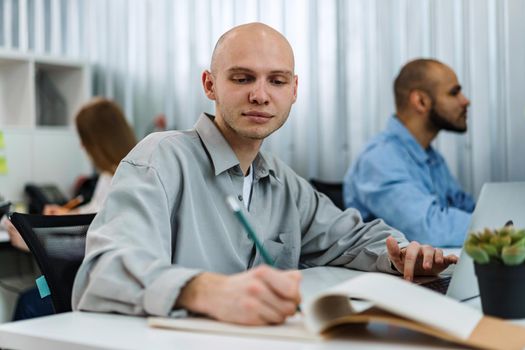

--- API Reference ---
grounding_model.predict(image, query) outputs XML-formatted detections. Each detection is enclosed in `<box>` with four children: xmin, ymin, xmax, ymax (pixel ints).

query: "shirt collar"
<box><xmin>253</xmin><ymin>152</ymin><xmax>281</xmax><ymax>183</ymax></box>
<box><xmin>194</xmin><ymin>113</ymin><xmax>279</xmax><ymax>181</ymax></box>
<box><xmin>387</xmin><ymin>115</ymin><xmax>436</xmax><ymax>164</ymax></box>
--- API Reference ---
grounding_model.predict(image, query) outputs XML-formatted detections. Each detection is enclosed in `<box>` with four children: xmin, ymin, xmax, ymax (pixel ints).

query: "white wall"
<box><xmin>0</xmin><ymin>128</ymin><xmax>91</xmax><ymax>202</ymax></box>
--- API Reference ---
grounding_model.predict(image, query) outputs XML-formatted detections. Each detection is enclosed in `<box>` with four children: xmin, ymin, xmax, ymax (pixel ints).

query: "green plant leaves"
<box><xmin>465</xmin><ymin>243</ymin><xmax>490</xmax><ymax>264</ymax></box>
<box><xmin>464</xmin><ymin>226</ymin><xmax>525</xmax><ymax>266</ymax></box>
<box><xmin>502</xmin><ymin>245</ymin><xmax>525</xmax><ymax>266</ymax></box>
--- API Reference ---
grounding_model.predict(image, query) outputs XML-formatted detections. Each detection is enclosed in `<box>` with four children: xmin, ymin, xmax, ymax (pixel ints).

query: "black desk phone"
<box><xmin>25</xmin><ymin>184</ymin><xmax>67</xmax><ymax>214</ymax></box>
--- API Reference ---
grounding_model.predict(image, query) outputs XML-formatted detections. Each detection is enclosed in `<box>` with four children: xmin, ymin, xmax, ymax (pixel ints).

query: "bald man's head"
<box><xmin>210</xmin><ymin>22</ymin><xmax>295</xmax><ymax>75</ymax></box>
<box><xmin>393</xmin><ymin>59</ymin><xmax>447</xmax><ymax>111</ymax></box>
<box><xmin>201</xmin><ymin>22</ymin><xmax>298</xmax><ymax>142</ymax></box>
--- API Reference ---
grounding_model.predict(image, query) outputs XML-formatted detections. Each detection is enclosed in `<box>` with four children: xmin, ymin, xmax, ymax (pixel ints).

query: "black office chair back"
<box><xmin>9</xmin><ymin>213</ymin><xmax>95</xmax><ymax>314</ymax></box>
<box><xmin>309</xmin><ymin>179</ymin><xmax>345</xmax><ymax>210</ymax></box>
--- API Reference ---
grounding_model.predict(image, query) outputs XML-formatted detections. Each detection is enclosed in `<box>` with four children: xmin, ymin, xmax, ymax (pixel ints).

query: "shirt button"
<box><xmin>238</xmin><ymin>195</ymin><xmax>243</xmax><ymax>201</ymax></box>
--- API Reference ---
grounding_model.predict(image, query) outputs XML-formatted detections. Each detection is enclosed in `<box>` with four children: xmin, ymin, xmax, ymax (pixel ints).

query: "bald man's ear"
<box><xmin>292</xmin><ymin>75</ymin><xmax>298</xmax><ymax>103</ymax></box>
<box><xmin>409</xmin><ymin>90</ymin><xmax>431</xmax><ymax>114</ymax></box>
<box><xmin>202</xmin><ymin>70</ymin><xmax>216</xmax><ymax>101</ymax></box>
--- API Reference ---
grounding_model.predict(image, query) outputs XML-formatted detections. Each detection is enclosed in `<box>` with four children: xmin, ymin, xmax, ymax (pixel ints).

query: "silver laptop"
<box><xmin>424</xmin><ymin>182</ymin><xmax>525</xmax><ymax>301</ymax></box>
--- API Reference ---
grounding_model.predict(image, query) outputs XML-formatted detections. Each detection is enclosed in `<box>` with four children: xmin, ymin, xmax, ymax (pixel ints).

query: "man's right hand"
<box><xmin>176</xmin><ymin>265</ymin><xmax>301</xmax><ymax>325</ymax></box>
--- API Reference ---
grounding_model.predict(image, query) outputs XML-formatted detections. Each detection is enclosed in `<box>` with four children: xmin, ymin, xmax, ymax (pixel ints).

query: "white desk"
<box><xmin>0</xmin><ymin>310</ymin><xmax>480</xmax><ymax>350</ymax></box>
<box><xmin>2</xmin><ymin>265</ymin><xmax>524</xmax><ymax>350</ymax></box>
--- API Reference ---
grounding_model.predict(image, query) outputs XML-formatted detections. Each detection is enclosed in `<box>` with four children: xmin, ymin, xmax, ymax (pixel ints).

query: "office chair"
<box><xmin>8</xmin><ymin>212</ymin><xmax>95</xmax><ymax>314</ymax></box>
<box><xmin>309</xmin><ymin>179</ymin><xmax>345</xmax><ymax>210</ymax></box>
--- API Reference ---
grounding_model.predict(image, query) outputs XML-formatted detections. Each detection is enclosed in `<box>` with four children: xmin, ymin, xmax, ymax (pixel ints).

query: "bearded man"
<box><xmin>344</xmin><ymin>59</ymin><xmax>475</xmax><ymax>247</ymax></box>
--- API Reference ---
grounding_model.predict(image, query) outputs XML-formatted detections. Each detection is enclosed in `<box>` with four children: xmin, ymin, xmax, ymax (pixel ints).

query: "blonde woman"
<box><xmin>44</xmin><ymin>97</ymin><xmax>137</xmax><ymax>215</ymax></box>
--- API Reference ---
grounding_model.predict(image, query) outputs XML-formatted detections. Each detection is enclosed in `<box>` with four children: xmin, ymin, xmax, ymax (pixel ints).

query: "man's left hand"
<box><xmin>386</xmin><ymin>236</ymin><xmax>458</xmax><ymax>281</ymax></box>
<box><xmin>5</xmin><ymin>219</ymin><xmax>30</xmax><ymax>252</ymax></box>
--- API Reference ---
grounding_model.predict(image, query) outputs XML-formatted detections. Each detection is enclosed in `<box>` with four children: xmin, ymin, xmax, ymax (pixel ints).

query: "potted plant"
<box><xmin>464</xmin><ymin>224</ymin><xmax>525</xmax><ymax>319</ymax></box>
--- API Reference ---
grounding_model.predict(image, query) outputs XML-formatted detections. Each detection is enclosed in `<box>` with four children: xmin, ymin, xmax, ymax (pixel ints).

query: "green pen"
<box><xmin>226</xmin><ymin>196</ymin><xmax>274</xmax><ymax>266</ymax></box>
<box><xmin>226</xmin><ymin>196</ymin><xmax>302</xmax><ymax>313</ymax></box>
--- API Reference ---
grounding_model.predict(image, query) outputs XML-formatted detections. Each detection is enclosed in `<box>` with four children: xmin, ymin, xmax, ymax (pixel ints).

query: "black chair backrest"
<box><xmin>9</xmin><ymin>213</ymin><xmax>95</xmax><ymax>314</ymax></box>
<box><xmin>309</xmin><ymin>179</ymin><xmax>345</xmax><ymax>210</ymax></box>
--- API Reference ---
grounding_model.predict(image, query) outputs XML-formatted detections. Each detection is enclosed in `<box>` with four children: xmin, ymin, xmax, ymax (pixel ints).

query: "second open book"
<box><xmin>148</xmin><ymin>273</ymin><xmax>525</xmax><ymax>350</ymax></box>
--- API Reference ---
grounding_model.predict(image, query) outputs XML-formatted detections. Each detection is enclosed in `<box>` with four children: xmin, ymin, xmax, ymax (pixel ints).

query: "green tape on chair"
<box><xmin>36</xmin><ymin>276</ymin><xmax>51</xmax><ymax>298</ymax></box>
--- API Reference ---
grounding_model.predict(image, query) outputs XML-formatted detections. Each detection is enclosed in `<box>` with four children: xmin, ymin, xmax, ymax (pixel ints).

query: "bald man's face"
<box><xmin>427</xmin><ymin>66</ymin><xmax>470</xmax><ymax>133</ymax></box>
<box><xmin>202</xmin><ymin>27</ymin><xmax>298</xmax><ymax>141</ymax></box>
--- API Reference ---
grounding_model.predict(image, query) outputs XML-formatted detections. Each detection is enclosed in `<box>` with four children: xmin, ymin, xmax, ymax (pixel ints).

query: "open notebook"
<box><xmin>148</xmin><ymin>273</ymin><xmax>525</xmax><ymax>350</ymax></box>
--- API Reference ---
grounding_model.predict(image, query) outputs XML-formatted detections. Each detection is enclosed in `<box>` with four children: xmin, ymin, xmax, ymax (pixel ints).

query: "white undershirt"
<box><xmin>242</xmin><ymin>165</ymin><xmax>254</xmax><ymax>210</ymax></box>
<box><xmin>75</xmin><ymin>172</ymin><xmax>113</xmax><ymax>214</ymax></box>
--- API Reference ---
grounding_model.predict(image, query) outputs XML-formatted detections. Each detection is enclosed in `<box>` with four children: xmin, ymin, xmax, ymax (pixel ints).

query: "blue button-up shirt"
<box><xmin>343</xmin><ymin>116</ymin><xmax>475</xmax><ymax>247</ymax></box>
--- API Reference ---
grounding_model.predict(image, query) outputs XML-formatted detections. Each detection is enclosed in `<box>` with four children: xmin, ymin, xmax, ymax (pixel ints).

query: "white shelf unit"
<box><xmin>0</xmin><ymin>56</ymin><xmax>34</xmax><ymax>127</ymax></box>
<box><xmin>0</xmin><ymin>51</ymin><xmax>91</xmax><ymax>202</ymax></box>
<box><xmin>34</xmin><ymin>58</ymin><xmax>89</xmax><ymax>127</ymax></box>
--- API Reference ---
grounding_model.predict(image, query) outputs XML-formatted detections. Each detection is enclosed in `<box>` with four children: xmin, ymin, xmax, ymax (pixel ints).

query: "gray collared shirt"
<box><xmin>72</xmin><ymin>113</ymin><xmax>408</xmax><ymax>317</ymax></box>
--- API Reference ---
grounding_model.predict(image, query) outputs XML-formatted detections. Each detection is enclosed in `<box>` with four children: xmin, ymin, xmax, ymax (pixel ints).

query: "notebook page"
<box><xmin>306</xmin><ymin>273</ymin><xmax>482</xmax><ymax>340</ymax></box>
<box><xmin>148</xmin><ymin>313</ymin><xmax>320</xmax><ymax>341</ymax></box>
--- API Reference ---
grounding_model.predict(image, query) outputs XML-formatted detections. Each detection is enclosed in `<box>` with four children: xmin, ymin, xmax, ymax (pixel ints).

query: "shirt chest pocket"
<box><xmin>263</xmin><ymin>232</ymin><xmax>300</xmax><ymax>270</ymax></box>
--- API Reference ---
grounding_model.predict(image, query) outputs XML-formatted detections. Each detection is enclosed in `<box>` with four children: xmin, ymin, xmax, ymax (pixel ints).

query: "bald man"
<box><xmin>344</xmin><ymin>59</ymin><xmax>475</xmax><ymax>247</ymax></box>
<box><xmin>73</xmin><ymin>26</ymin><xmax>456</xmax><ymax>325</ymax></box>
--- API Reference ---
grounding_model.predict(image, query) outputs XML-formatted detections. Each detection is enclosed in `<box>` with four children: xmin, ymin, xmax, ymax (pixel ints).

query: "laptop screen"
<box><xmin>447</xmin><ymin>182</ymin><xmax>525</xmax><ymax>301</ymax></box>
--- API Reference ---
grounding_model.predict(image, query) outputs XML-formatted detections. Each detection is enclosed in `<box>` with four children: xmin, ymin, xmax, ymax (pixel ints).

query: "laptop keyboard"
<box><xmin>419</xmin><ymin>276</ymin><xmax>452</xmax><ymax>294</ymax></box>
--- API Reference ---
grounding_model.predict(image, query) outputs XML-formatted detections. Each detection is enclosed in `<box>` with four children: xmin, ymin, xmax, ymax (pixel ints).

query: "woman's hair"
<box><xmin>75</xmin><ymin>97</ymin><xmax>137</xmax><ymax>175</ymax></box>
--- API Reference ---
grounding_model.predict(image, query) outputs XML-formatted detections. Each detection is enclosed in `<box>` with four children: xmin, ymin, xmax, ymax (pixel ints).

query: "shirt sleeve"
<box><xmin>445</xmin><ymin>170</ymin><xmax>476</xmax><ymax>213</ymax></box>
<box><xmin>72</xmin><ymin>160</ymin><xmax>202</xmax><ymax>316</ymax></box>
<box><xmin>289</xmin><ymin>174</ymin><xmax>408</xmax><ymax>274</ymax></box>
<box><xmin>348</xmin><ymin>146</ymin><xmax>472</xmax><ymax>247</ymax></box>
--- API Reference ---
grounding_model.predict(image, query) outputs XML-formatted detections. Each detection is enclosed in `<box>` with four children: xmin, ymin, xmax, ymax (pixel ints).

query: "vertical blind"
<box><xmin>1</xmin><ymin>0</ymin><xmax>524</xmax><ymax>197</ymax></box>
